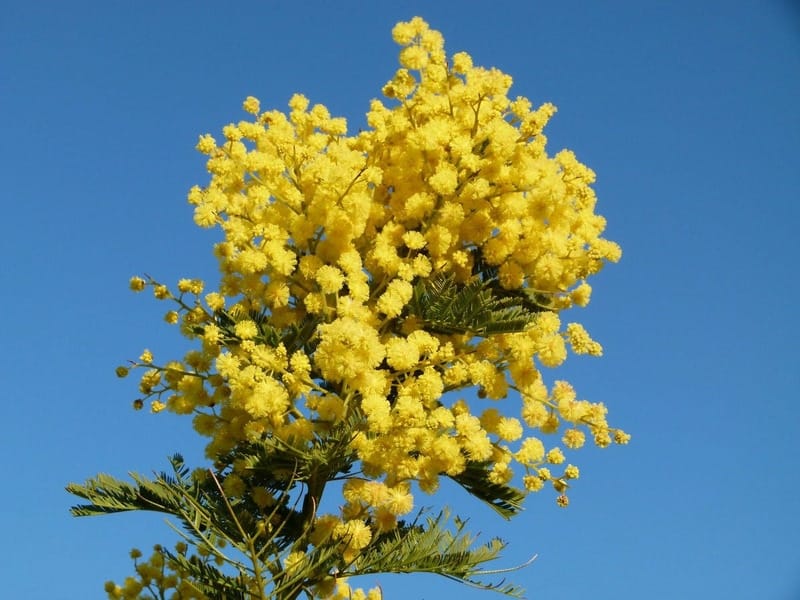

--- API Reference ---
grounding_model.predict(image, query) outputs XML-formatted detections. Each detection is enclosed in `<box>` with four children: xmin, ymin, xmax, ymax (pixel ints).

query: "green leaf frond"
<box><xmin>67</xmin><ymin>455</ymin><xmax>280</xmax><ymax>552</ymax></box>
<box><xmin>226</xmin><ymin>412</ymin><xmax>360</xmax><ymax>486</ymax></box>
<box><xmin>349</xmin><ymin>510</ymin><xmax>527</xmax><ymax>597</ymax></box>
<box><xmin>405</xmin><ymin>271</ymin><xmax>540</xmax><ymax>337</ymax></box>
<box><xmin>447</xmin><ymin>462</ymin><xmax>526</xmax><ymax>520</ymax></box>
<box><xmin>67</xmin><ymin>468</ymin><xmax>182</xmax><ymax>518</ymax></box>
<box><xmin>201</xmin><ymin>308</ymin><xmax>322</xmax><ymax>356</ymax></box>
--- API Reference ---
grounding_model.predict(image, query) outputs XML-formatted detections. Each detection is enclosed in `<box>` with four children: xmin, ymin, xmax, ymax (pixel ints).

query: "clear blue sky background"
<box><xmin>2</xmin><ymin>1</ymin><xmax>799</xmax><ymax>598</ymax></box>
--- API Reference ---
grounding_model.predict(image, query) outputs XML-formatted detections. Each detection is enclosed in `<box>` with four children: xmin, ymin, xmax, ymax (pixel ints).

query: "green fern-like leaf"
<box><xmin>205</xmin><ymin>308</ymin><xmax>321</xmax><ymax>356</ymax></box>
<box><xmin>68</xmin><ymin>457</ymin><xmax>245</xmax><ymax>549</ymax></box>
<box><xmin>447</xmin><ymin>462</ymin><xmax>526</xmax><ymax>520</ymax></box>
<box><xmin>226</xmin><ymin>412</ymin><xmax>358</xmax><ymax>488</ymax></box>
<box><xmin>405</xmin><ymin>272</ymin><xmax>539</xmax><ymax>337</ymax></box>
<box><xmin>350</xmin><ymin>510</ymin><xmax>525</xmax><ymax>597</ymax></box>
<box><xmin>67</xmin><ymin>473</ymin><xmax>155</xmax><ymax>516</ymax></box>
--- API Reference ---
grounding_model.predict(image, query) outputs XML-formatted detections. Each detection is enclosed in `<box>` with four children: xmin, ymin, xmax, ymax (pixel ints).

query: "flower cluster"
<box><xmin>104</xmin><ymin>545</ymin><xmax>206</xmax><ymax>600</ymax></box>
<box><xmin>116</xmin><ymin>17</ymin><xmax>627</xmax><ymax>591</ymax></box>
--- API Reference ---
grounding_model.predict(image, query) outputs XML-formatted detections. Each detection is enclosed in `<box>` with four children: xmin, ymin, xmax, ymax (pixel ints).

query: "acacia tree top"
<box><xmin>78</xmin><ymin>16</ymin><xmax>628</xmax><ymax>600</ymax></box>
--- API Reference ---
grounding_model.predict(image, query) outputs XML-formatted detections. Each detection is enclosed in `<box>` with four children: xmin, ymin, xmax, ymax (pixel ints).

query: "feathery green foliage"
<box><xmin>69</xmin><ymin>444</ymin><xmax>533</xmax><ymax>599</ymax></box>
<box><xmin>447</xmin><ymin>462</ymin><xmax>526</xmax><ymax>520</ymax></box>
<box><xmin>406</xmin><ymin>271</ymin><xmax>539</xmax><ymax>337</ymax></box>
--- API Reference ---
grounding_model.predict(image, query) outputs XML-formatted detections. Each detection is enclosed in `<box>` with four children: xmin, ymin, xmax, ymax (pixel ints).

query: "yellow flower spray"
<box><xmin>71</xmin><ymin>17</ymin><xmax>627</xmax><ymax>600</ymax></box>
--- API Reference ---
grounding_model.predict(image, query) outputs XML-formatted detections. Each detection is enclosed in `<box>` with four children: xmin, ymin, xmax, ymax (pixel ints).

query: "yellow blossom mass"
<box><xmin>120</xmin><ymin>15</ymin><xmax>627</xmax><ymax>572</ymax></box>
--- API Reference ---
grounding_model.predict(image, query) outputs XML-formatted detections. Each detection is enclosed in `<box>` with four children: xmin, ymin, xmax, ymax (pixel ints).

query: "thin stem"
<box><xmin>208</xmin><ymin>470</ymin><xmax>268</xmax><ymax>600</ymax></box>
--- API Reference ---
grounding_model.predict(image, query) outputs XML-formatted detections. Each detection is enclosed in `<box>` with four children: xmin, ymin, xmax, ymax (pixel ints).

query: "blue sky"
<box><xmin>2</xmin><ymin>1</ymin><xmax>799</xmax><ymax>598</ymax></box>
